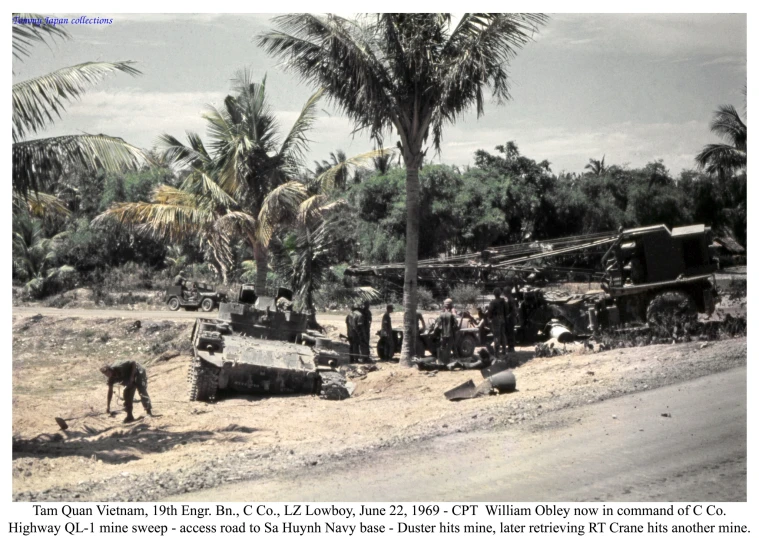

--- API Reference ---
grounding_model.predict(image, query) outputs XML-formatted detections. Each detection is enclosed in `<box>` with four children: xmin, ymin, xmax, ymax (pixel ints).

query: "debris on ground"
<box><xmin>319</xmin><ymin>371</ymin><xmax>353</xmax><ymax>400</ymax></box>
<box><xmin>54</xmin><ymin>418</ymin><xmax>68</xmax><ymax>431</ymax></box>
<box><xmin>535</xmin><ymin>339</ymin><xmax>570</xmax><ymax>357</ymax></box>
<box><xmin>445</xmin><ymin>370</ymin><xmax>517</xmax><ymax>401</ymax></box>
<box><xmin>155</xmin><ymin>350</ymin><xmax>181</xmax><ymax>362</ymax></box>
<box><xmin>414</xmin><ymin>347</ymin><xmax>495</xmax><ymax>372</ymax></box>
<box><xmin>342</xmin><ymin>363</ymin><xmax>379</xmax><ymax>379</ymax></box>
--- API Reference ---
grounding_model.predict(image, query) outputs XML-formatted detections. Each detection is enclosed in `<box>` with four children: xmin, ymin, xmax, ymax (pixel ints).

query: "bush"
<box><xmin>416</xmin><ymin>286</ymin><xmax>436</xmax><ymax>309</ymax></box>
<box><xmin>450</xmin><ymin>284</ymin><xmax>481</xmax><ymax>307</ymax></box>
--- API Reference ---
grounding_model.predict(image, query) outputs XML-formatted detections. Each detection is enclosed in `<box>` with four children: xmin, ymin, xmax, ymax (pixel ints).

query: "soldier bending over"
<box><xmin>101</xmin><ymin>360</ymin><xmax>153</xmax><ymax>423</ymax></box>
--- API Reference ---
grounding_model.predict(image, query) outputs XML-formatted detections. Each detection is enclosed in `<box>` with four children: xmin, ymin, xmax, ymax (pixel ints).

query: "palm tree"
<box><xmin>696</xmin><ymin>104</ymin><xmax>747</xmax><ymax>179</ymax></box>
<box><xmin>12</xmin><ymin>15</ymin><xmax>146</xmax><ymax>196</ymax></box>
<box><xmin>97</xmin><ymin>75</ymin><xmax>320</xmax><ymax>287</ymax></box>
<box><xmin>94</xmin><ymin>133</ymin><xmax>252</xmax><ymax>283</ymax></box>
<box><xmin>270</xmin><ymin>181</ymin><xmax>379</xmax><ymax>328</ymax></box>
<box><xmin>12</xmin><ymin>212</ymin><xmax>75</xmax><ymax>298</ymax></box>
<box><xmin>314</xmin><ymin>150</ymin><xmax>350</xmax><ymax>189</ymax></box>
<box><xmin>584</xmin><ymin>156</ymin><xmax>606</xmax><ymax>176</ymax></box>
<box><xmin>204</xmin><ymin>72</ymin><xmax>323</xmax><ymax>291</ymax></box>
<box><xmin>259</xmin><ymin>13</ymin><xmax>547</xmax><ymax>365</ymax></box>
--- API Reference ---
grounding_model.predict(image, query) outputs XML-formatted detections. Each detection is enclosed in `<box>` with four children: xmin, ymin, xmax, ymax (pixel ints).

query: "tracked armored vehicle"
<box><xmin>188</xmin><ymin>286</ymin><xmax>352</xmax><ymax>401</ymax></box>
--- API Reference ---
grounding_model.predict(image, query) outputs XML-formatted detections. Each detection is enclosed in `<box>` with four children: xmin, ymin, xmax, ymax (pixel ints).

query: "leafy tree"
<box><xmin>12</xmin><ymin>212</ymin><xmax>75</xmax><ymax>297</ymax></box>
<box><xmin>260</xmin><ymin>13</ymin><xmax>547</xmax><ymax>365</ymax></box>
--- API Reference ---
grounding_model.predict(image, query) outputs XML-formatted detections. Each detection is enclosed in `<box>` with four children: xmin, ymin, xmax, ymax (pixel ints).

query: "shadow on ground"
<box><xmin>12</xmin><ymin>421</ymin><xmax>259</xmax><ymax>464</ymax></box>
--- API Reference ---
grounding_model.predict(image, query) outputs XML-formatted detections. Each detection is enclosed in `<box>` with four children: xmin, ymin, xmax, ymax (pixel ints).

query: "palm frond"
<box><xmin>320</xmin><ymin>286</ymin><xmax>381</xmax><ymax>304</ymax></box>
<box><xmin>13</xmin><ymin>134</ymin><xmax>148</xmax><ymax>195</ymax></box>
<box><xmin>314</xmin><ymin>147</ymin><xmax>396</xmax><ymax>190</ymax></box>
<box><xmin>278</xmin><ymin>88</ymin><xmax>323</xmax><ymax>173</ymax></box>
<box><xmin>179</xmin><ymin>172</ymin><xmax>238</xmax><ymax>209</ymax></box>
<box><xmin>94</xmin><ymin>200</ymin><xmax>218</xmax><ymax>242</ymax></box>
<box><xmin>156</xmin><ymin>132</ymin><xmax>211</xmax><ymax>170</ymax></box>
<box><xmin>13</xmin><ymin>190</ymin><xmax>71</xmax><ymax>218</ymax></box>
<box><xmin>710</xmin><ymin>105</ymin><xmax>747</xmax><ymax>149</ymax></box>
<box><xmin>258</xmin><ymin>14</ymin><xmax>398</xmax><ymax>141</ymax></box>
<box><xmin>695</xmin><ymin>143</ymin><xmax>747</xmax><ymax>176</ymax></box>
<box><xmin>13</xmin><ymin>61</ymin><xmax>141</xmax><ymax>142</ymax></box>
<box><xmin>214</xmin><ymin>210</ymin><xmax>257</xmax><ymax>237</ymax></box>
<box><xmin>12</xmin><ymin>14</ymin><xmax>69</xmax><ymax>62</ymax></box>
<box><xmin>257</xmin><ymin>181</ymin><xmax>309</xmax><ymax>245</ymax></box>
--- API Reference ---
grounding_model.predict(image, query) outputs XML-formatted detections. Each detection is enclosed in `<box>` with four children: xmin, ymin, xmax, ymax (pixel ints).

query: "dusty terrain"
<box><xmin>172</xmin><ymin>367</ymin><xmax>746</xmax><ymax>501</ymax></box>
<box><xmin>12</xmin><ymin>293</ymin><xmax>746</xmax><ymax>502</ymax></box>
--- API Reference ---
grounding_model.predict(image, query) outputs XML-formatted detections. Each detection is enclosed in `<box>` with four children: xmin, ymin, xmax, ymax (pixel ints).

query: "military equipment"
<box><xmin>166</xmin><ymin>282</ymin><xmax>226</xmax><ymax>312</ymax></box>
<box><xmin>377</xmin><ymin>314</ymin><xmax>485</xmax><ymax>360</ymax></box>
<box><xmin>349</xmin><ymin>223</ymin><xmax>720</xmax><ymax>342</ymax></box>
<box><xmin>188</xmin><ymin>287</ymin><xmax>351</xmax><ymax>401</ymax></box>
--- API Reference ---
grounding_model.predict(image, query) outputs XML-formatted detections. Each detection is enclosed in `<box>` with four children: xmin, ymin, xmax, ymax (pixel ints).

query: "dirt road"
<box><xmin>172</xmin><ymin>366</ymin><xmax>746</xmax><ymax>501</ymax></box>
<box><xmin>12</xmin><ymin>307</ymin><xmax>746</xmax><ymax>502</ymax></box>
<box><xmin>12</xmin><ymin>306</ymin><xmax>358</xmax><ymax>327</ymax></box>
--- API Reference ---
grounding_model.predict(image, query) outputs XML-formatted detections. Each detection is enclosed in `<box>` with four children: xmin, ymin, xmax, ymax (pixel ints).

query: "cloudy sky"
<box><xmin>12</xmin><ymin>13</ymin><xmax>747</xmax><ymax>175</ymax></box>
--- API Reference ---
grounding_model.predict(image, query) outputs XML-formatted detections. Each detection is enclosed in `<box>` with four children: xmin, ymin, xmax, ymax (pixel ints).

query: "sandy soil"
<box><xmin>12</xmin><ymin>303</ymin><xmax>746</xmax><ymax>502</ymax></box>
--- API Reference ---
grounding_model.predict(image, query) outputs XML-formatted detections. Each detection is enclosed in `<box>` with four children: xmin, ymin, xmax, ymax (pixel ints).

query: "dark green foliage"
<box><xmin>55</xmin><ymin>217</ymin><xmax>166</xmax><ymax>273</ymax></box>
<box><xmin>347</xmin><ymin>141</ymin><xmax>746</xmax><ymax>271</ymax></box>
<box><xmin>450</xmin><ymin>284</ymin><xmax>481</xmax><ymax>307</ymax></box>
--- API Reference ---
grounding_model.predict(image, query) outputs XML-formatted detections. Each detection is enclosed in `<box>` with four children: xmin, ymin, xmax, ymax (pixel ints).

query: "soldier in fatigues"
<box><xmin>101</xmin><ymin>360</ymin><xmax>152</xmax><ymax>423</ymax></box>
<box><xmin>346</xmin><ymin>305</ymin><xmax>368</xmax><ymax>362</ymax></box>
<box><xmin>504</xmin><ymin>289</ymin><xmax>517</xmax><ymax>353</ymax></box>
<box><xmin>489</xmin><ymin>288</ymin><xmax>508</xmax><ymax>356</ymax></box>
<box><xmin>361</xmin><ymin>301</ymin><xmax>373</xmax><ymax>358</ymax></box>
<box><xmin>435</xmin><ymin>299</ymin><xmax>458</xmax><ymax>363</ymax></box>
<box><xmin>381</xmin><ymin>304</ymin><xmax>394</xmax><ymax>359</ymax></box>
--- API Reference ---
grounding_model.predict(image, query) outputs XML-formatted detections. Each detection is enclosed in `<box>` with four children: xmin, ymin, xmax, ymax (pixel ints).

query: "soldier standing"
<box><xmin>381</xmin><ymin>304</ymin><xmax>394</xmax><ymax>359</ymax></box>
<box><xmin>346</xmin><ymin>304</ymin><xmax>368</xmax><ymax>362</ymax></box>
<box><xmin>361</xmin><ymin>301</ymin><xmax>373</xmax><ymax>357</ymax></box>
<box><xmin>436</xmin><ymin>298</ymin><xmax>458</xmax><ymax>363</ymax></box>
<box><xmin>100</xmin><ymin>360</ymin><xmax>152</xmax><ymax>423</ymax></box>
<box><xmin>489</xmin><ymin>288</ymin><xmax>508</xmax><ymax>356</ymax></box>
<box><xmin>476</xmin><ymin>306</ymin><xmax>490</xmax><ymax>345</ymax></box>
<box><xmin>504</xmin><ymin>289</ymin><xmax>517</xmax><ymax>353</ymax></box>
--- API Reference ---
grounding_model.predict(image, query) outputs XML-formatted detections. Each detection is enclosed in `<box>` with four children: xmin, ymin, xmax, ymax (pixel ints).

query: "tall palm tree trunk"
<box><xmin>400</xmin><ymin>164</ymin><xmax>421</xmax><ymax>367</ymax></box>
<box><xmin>254</xmin><ymin>242</ymin><xmax>269</xmax><ymax>293</ymax></box>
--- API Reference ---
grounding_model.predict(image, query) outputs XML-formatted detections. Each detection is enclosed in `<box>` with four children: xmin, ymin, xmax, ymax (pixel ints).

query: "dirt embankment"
<box><xmin>12</xmin><ymin>311</ymin><xmax>746</xmax><ymax>502</ymax></box>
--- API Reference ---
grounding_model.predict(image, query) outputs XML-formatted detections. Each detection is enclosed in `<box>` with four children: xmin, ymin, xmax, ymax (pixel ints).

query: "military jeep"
<box><xmin>165</xmin><ymin>282</ymin><xmax>227</xmax><ymax>312</ymax></box>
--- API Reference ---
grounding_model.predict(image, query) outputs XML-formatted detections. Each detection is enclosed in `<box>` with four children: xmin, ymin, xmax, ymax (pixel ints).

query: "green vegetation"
<box><xmin>259</xmin><ymin>13</ymin><xmax>549</xmax><ymax>364</ymax></box>
<box><xmin>10</xmin><ymin>14</ymin><xmax>746</xmax><ymax>328</ymax></box>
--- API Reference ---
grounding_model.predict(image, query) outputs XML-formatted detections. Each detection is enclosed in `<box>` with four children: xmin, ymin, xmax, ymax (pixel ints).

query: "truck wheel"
<box><xmin>647</xmin><ymin>291</ymin><xmax>697</xmax><ymax>328</ymax></box>
<box><xmin>188</xmin><ymin>357</ymin><xmax>219</xmax><ymax>401</ymax></box>
<box><xmin>167</xmin><ymin>297</ymin><xmax>181</xmax><ymax>311</ymax></box>
<box><xmin>376</xmin><ymin>338</ymin><xmax>387</xmax><ymax>360</ymax></box>
<box><xmin>458</xmin><ymin>335</ymin><xmax>476</xmax><ymax>358</ymax></box>
<box><xmin>200</xmin><ymin>297</ymin><xmax>214</xmax><ymax>312</ymax></box>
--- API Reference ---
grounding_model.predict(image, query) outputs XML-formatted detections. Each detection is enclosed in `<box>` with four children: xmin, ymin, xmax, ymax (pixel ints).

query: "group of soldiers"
<box><xmin>345</xmin><ymin>286</ymin><xmax>518</xmax><ymax>363</ymax></box>
<box><xmin>345</xmin><ymin>301</ymin><xmax>381</xmax><ymax>362</ymax></box>
<box><xmin>97</xmin><ymin>288</ymin><xmax>517</xmax><ymax>423</ymax></box>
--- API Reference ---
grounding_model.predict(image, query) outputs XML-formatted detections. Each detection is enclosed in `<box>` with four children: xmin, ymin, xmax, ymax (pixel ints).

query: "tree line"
<box><xmin>12</xmin><ymin>13</ymin><xmax>746</xmax><ymax>368</ymax></box>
